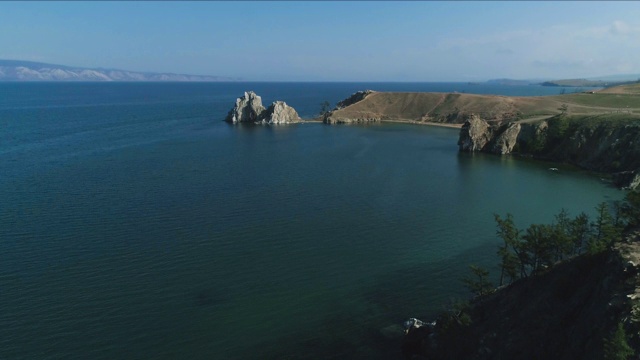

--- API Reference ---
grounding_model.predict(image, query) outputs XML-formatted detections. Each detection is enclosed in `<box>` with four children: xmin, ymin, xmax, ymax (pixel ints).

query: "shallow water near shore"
<box><xmin>0</xmin><ymin>82</ymin><xmax>621</xmax><ymax>359</ymax></box>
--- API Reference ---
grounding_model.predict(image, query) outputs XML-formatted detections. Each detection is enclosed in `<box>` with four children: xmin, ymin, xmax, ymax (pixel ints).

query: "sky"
<box><xmin>0</xmin><ymin>1</ymin><xmax>639</xmax><ymax>81</ymax></box>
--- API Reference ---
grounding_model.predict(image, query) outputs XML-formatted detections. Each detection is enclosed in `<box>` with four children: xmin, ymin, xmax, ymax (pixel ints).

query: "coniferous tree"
<box><xmin>522</xmin><ymin>223</ymin><xmax>554</xmax><ymax>274</ymax></box>
<box><xmin>589</xmin><ymin>202</ymin><xmax>622</xmax><ymax>253</ymax></box>
<box><xmin>603</xmin><ymin>322</ymin><xmax>634</xmax><ymax>360</ymax></box>
<box><xmin>552</xmin><ymin>209</ymin><xmax>573</xmax><ymax>261</ymax></box>
<box><xmin>462</xmin><ymin>265</ymin><xmax>493</xmax><ymax>297</ymax></box>
<box><xmin>569</xmin><ymin>212</ymin><xmax>591</xmax><ymax>255</ymax></box>
<box><xmin>494</xmin><ymin>213</ymin><xmax>522</xmax><ymax>285</ymax></box>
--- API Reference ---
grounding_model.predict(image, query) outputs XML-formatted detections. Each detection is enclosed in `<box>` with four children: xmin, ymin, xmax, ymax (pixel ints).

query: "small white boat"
<box><xmin>549</xmin><ymin>168</ymin><xmax>559</xmax><ymax>171</ymax></box>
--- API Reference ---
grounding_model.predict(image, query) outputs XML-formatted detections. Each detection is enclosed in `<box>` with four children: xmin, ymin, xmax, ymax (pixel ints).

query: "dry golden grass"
<box><xmin>330</xmin><ymin>84</ymin><xmax>640</xmax><ymax>124</ymax></box>
<box><xmin>598</xmin><ymin>83</ymin><xmax>640</xmax><ymax>94</ymax></box>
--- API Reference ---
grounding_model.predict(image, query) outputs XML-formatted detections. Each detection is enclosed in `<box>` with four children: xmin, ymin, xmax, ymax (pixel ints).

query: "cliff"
<box><xmin>225</xmin><ymin>91</ymin><xmax>301</xmax><ymax>124</ymax></box>
<box><xmin>458</xmin><ymin>114</ymin><xmax>640</xmax><ymax>189</ymax></box>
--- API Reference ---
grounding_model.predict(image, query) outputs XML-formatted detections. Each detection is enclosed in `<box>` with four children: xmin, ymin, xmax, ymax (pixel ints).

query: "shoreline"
<box><xmin>300</xmin><ymin>118</ymin><xmax>463</xmax><ymax>129</ymax></box>
<box><xmin>380</xmin><ymin>119</ymin><xmax>462</xmax><ymax>129</ymax></box>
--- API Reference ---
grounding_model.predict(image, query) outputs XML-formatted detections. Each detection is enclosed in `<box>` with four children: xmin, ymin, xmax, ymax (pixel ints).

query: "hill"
<box><xmin>404</xmin><ymin>239</ymin><xmax>640</xmax><ymax>359</ymax></box>
<box><xmin>324</xmin><ymin>86</ymin><xmax>640</xmax><ymax>125</ymax></box>
<box><xmin>0</xmin><ymin>59</ymin><xmax>237</xmax><ymax>82</ymax></box>
<box><xmin>541</xmin><ymin>79</ymin><xmax>618</xmax><ymax>87</ymax></box>
<box><xmin>402</xmin><ymin>192</ymin><xmax>640</xmax><ymax>359</ymax></box>
<box><xmin>598</xmin><ymin>82</ymin><xmax>640</xmax><ymax>95</ymax></box>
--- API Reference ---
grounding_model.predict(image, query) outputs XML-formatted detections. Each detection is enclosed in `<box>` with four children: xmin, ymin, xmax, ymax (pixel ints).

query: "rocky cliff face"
<box><xmin>458</xmin><ymin>115</ymin><xmax>525</xmax><ymax>155</ymax></box>
<box><xmin>225</xmin><ymin>91</ymin><xmax>266</xmax><ymax>123</ymax></box>
<box><xmin>458</xmin><ymin>115</ymin><xmax>493</xmax><ymax>151</ymax></box>
<box><xmin>225</xmin><ymin>92</ymin><xmax>300</xmax><ymax>124</ymax></box>
<box><xmin>491</xmin><ymin>122</ymin><xmax>521</xmax><ymax>154</ymax></box>
<box><xmin>262</xmin><ymin>101</ymin><xmax>301</xmax><ymax>124</ymax></box>
<box><xmin>458</xmin><ymin>113</ymin><xmax>640</xmax><ymax>189</ymax></box>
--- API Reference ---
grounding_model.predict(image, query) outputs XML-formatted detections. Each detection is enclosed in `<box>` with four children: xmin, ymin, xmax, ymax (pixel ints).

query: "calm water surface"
<box><xmin>0</xmin><ymin>83</ymin><xmax>619</xmax><ymax>359</ymax></box>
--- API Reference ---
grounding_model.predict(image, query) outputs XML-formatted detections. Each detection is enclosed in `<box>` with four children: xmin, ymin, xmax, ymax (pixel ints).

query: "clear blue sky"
<box><xmin>1</xmin><ymin>1</ymin><xmax>639</xmax><ymax>81</ymax></box>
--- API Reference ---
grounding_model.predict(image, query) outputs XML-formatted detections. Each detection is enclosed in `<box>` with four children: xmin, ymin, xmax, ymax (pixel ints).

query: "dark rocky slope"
<box><xmin>404</xmin><ymin>241</ymin><xmax>640</xmax><ymax>359</ymax></box>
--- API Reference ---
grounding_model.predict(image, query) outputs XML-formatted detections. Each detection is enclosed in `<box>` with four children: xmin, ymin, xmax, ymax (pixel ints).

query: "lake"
<box><xmin>0</xmin><ymin>82</ymin><xmax>620</xmax><ymax>359</ymax></box>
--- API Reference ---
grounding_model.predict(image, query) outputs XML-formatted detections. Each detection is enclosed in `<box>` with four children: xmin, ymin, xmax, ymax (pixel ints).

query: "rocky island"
<box><xmin>225</xmin><ymin>91</ymin><xmax>301</xmax><ymax>124</ymax></box>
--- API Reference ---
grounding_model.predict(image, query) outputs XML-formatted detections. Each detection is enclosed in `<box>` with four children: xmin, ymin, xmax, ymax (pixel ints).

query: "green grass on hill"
<box><xmin>564</xmin><ymin>113</ymin><xmax>640</xmax><ymax>127</ymax></box>
<box><xmin>557</xmin><ymin>93</ymin><xmax>640</xmax><ymax>109</ymax></box>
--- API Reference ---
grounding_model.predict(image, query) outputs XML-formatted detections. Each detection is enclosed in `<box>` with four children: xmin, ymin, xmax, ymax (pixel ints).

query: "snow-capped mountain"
<box><xmin>0</xmin><ymin>60</ymin><xmax>237</xmax><ymax>82</ymax></box>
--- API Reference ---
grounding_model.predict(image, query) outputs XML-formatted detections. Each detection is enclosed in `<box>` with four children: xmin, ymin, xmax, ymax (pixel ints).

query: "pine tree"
<box><xmin>603</xmin><ymin>322</ymin><xmax>634</xmax><ymax>360</ymax></box>
<box><xmin>522</xmin><ymin>223</ymin><xmax>554</xmax><ymax>274</ymax></box>
<box><xmin>589</xmin><ymin>202</ymin><xmax>622</xmax><ymax>253</ymax></box>
<box><xmin>494</xmin><ymin>213</ymin><xmax>522</xmax><ymax>285</ymax></box>
<box><xmin>462</xmin><ymin>265</ymin><xmax>493</xmax><ymax>297</ymax></box>
<box><xmin>552</xmin><ymin>209</ymin><xmax>573</xmax><ymax>261</ymax></box>
<box><xmin>569</xmin><ymin>212</ymin><xmax>590</xmax><ymax>255</ymax></box>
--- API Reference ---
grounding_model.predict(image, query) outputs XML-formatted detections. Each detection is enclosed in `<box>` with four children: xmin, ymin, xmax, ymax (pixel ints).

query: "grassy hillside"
<box><xmin>327</xmin><ymin>84</ymin><xmax>640</xmax><ymax>124</ymax></box>
<box><xmin>599</xmin><ymin>82</ymin><xmax>640</xmax><ymax>95</ymax></box>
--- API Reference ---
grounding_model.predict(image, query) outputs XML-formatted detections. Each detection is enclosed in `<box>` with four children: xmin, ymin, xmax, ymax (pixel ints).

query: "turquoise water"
<box><xmin>0</xmin><ymin>83</ymin><xmax>619</xmax><ymax>359</ymax></box>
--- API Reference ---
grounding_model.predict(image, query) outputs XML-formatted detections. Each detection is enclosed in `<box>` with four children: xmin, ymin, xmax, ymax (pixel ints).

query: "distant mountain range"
<box><xmin>0</xmin><ymin>60</ymin><xmax>239</xmax><ymax>82</ymax></box>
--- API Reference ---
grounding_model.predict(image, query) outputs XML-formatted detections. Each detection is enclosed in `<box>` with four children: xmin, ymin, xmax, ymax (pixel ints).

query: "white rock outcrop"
<box><xmin>225</xmin><ymin>92</ymin><xmax>300</xmax><ymax>124</ymax></box>
<box><xmin>262</xmin><ymin>101</ymin><xmax>301</xmax><ymax>124</ymax></box>
<box><xmin>225</xmin><ymin>91</ymin><xmax>266</xmax><ymax>123</ymax></box>
<box><xmin>458</xmin><ymin>115</ymin><xmax>493</xmax><ymax>151</ymax></box>
<box><xmin>491</xmin><ymin>122</ymin><xmax>522</xmax><ymax>154</ymax></box>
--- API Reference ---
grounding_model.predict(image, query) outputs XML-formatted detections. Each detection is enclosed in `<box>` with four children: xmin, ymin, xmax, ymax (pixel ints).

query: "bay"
<box><xmin>0</xmin><ymin>82</ymin><xmax>619</xmax><ymax>359</ymax></box>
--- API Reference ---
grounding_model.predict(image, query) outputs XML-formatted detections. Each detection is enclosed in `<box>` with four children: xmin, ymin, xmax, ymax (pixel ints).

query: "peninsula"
<box><xmin>329</xmin><ymin>84</ymin><xmax>640</xmax><ymax>189</ymax></box>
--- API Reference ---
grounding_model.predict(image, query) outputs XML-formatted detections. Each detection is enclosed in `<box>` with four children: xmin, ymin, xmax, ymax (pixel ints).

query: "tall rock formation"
<box><xmin>225</xmin><ymin>91</ymin><xmax>266</xmax><ymax>123</ymax></box>
<box><xmin>458</xmin><ymin>115</ymin><xmax>493</xmax><ymax>151</ymax></box>
<box><xmin>262</xmin><ymin>101</ymin><xmax>301</xmax><ymax>124</ymax></box>
<box><xmin>224</xmin><ymin>92</ymin><xmax>300</xmax><ymax>124</ymax></box>
<box><xmin>491</xmin><ymin>122</ymin><xmax>522</xmax><ymax>154</ymax></box>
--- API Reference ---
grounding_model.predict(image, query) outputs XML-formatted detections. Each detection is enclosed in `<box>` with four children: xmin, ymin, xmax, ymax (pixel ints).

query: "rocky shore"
<box><xmin>457</xmin><ymin>114</ymin><xmax>640</xmax><ymax>189</ymax></box>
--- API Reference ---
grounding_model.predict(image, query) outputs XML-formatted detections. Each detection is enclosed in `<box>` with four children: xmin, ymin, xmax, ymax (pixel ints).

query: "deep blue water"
<box><xmin>0</xmin><ymin>82</ymin><xmax>619</xmax><ymax>359</ymax></box>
